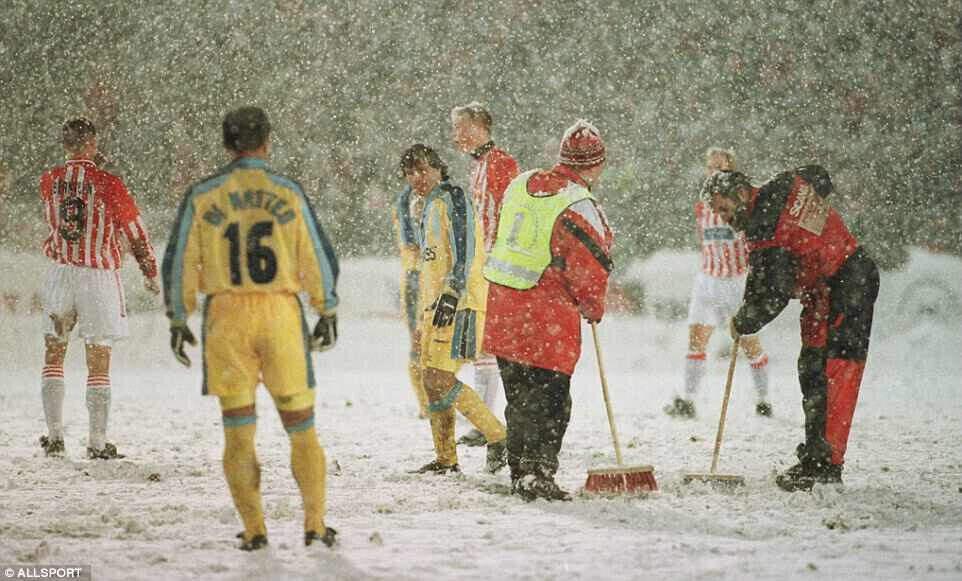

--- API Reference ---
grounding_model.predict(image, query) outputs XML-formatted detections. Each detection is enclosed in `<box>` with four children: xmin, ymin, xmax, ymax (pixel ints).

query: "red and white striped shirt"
<box><xmin>695</xmin><ymin>200</ymin><xmax>748</xmax><ymax>277</ymax></box>
<box><xmin>40</xmin><ymin>159</ymin><xmax>157</xmax><ymax>278</ymax></box>
<box><xmin>469</xmin><ymin>147</ymin><xmax>519</xmax><ymax>252</ymax></box>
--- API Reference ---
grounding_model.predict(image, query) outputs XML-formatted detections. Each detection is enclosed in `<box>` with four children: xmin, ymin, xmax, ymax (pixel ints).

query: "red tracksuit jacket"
<box><xmin>483</xmin><ymin>164</ymin><xmax>613</xmax><ymax>376</ymax></box>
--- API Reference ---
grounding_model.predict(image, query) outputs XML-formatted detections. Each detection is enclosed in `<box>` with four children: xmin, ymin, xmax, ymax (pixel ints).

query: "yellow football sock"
<box><xmin>408</xmin><ymin>358</ymin><xmax>428</xmax><ymax>417</ymax></box>
<box><xmin>453</xmin><ymin>382</ymin><xmax>507</xmax><ymax>444</ymax></box>
<box><xmin>429</xmin><ymin>407</ymin><xmax>457</xmax><ymax>466</ymax></box>
<box><xmin>290</xmin><ymin>428</ymin><xmax>327</xmax><ymax>534</ymax></box>
<box><xmin>223</xmin><ymin>424</ymin><xmax>266</xmax><ymax>539</ymax></box>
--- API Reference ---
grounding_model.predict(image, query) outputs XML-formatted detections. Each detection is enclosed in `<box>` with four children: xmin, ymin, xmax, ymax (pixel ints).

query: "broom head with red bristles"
<box><xmin>585</xmin><ymin>464</ymin><xmax>657</xmax><ymax>494</ymax></box>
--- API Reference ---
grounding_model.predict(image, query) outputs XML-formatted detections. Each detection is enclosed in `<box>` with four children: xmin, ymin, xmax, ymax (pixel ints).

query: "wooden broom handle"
<box><xmin>710</xmin><ymin>336</ymin><xmax>739</xmax><ymax>474</ymax></box>
<box><xmin>591</xmin><ymin>322</ymin><xmax>623</xmax><ymax>466</ymax></box>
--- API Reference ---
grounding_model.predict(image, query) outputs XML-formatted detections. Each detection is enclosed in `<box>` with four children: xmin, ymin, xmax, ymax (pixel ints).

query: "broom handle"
<box><xmin>590</xmin><ymin>322</ymin><xmax>623</xmax><ymax>466</ymax></box>
<box><xmin>710</xmin><ymin>337</ymin><xmax>739</xmax><ymax>474</ymax></box>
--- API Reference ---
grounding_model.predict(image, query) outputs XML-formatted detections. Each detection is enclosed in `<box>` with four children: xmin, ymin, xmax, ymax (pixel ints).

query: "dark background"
<box><xmin>1</xmin><ymin>0</ymin><xmax>959</xmax><ymax>269</ymax></box>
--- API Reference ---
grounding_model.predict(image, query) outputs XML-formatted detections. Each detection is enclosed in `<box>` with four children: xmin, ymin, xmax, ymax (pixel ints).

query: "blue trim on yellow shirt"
<box><xmin>269</xmin><ymin>173</ymin><xmax>339</xmax><ymax>311</ymax></box>
<box><xmin>201</xmin><ymin>297</ymin><xmax>211</xmax><ymax>395</ymax></box>
<box><xmin>396</xmin><ymin>185</ymin><xmax>418</xmax><ymax>247</ymax></box>
<box><xmin>162</xmin><ymin>173</ymin><xmax>229</xmax><ymax>322</ymax></box>
<box><xmin>446</xmin><ymin>183</ymin><xmax>469</xmax><ymax>294</ymax></box>
<box><xmin>424</xmin><ymin>181</ymin><xmax>473</xmax><ymax>295</ymax></box>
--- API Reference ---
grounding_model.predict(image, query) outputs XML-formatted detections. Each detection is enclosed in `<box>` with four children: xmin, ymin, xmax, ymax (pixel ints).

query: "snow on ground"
<box><xmin>1</xmin><ymin>251</ymin><xmax>960</xmax><ymax>580</ymax></box>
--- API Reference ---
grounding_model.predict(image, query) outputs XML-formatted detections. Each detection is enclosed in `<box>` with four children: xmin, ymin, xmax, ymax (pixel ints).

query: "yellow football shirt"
<box><xmin>163</xmin><ymin>157</ymin><xmax>338</xmax><ymax>323</ymax></box>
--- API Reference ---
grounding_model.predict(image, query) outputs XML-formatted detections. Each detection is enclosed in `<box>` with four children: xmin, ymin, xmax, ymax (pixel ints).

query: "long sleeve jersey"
<box><xmin>40</xmin><ymin>159</ymin><xmax>157</xmax><ymax>278</ymax></box>
<box><xmin>392</xmin><ymin>184</ymin><xmax>423</xmax><ymax>333</ymax></box>
<box><xmin>417</xmin><ymin>180</ymin><xmax>488</xmax><ymax>315</ymax></box>
<box><xmin>469</xmin><ymin>145</ymin><xmax>519</xmax><ymax>251</ymax></box>
<box><xmin>162</xmin><ymin>157</ymin><xmax>338</xmax><ymax>323</ymax></box>
<box><xmin>392</xmin><ymin>185</ymin><xmax>421</xmax><ymax>273</ymax></box>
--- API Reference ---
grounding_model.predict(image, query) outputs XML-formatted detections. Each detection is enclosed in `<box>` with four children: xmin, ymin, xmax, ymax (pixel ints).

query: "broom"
<box><xmin>584</xmin><ymin>322</ymin><xmax>658</xmax><ymax>494</ymax></box>
<box><xmin>682</xmin><ymin>336</ymin><xmax>745</xmax><ymax>487</ymax></box>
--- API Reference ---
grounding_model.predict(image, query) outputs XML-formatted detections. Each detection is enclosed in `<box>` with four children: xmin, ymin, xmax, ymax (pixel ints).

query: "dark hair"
<box><xmin>222</xmin><ymin>106</ymin><xmax>271</xmax><ymax>152</ymax></box>
<box><xmin>62</xmin><ymin>118</ymin><xmax>96</xmax><ymax>150</ymax></box>
<box><xmin>398</xmin><ymin>144</ymin><xmax>448</xmax><ymax>180</ymax></box>
<box><xmin>699</xmin><ymin>170</ymin><xmax>752</xmax><ymax>202</ymax></box>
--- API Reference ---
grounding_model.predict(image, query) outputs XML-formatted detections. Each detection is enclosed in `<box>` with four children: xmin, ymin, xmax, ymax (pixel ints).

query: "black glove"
<box><xmin>170</xmin><ymin>323</ymin><xmax>197</xmax><ymax>368</ymax></box>
<box><xmin>431</xmin><ymin>292</ymin><xmax>458</xmax><ymax>327</ymax></box>
<box><xmin>312</xmin><ymin>313</ymin><xmax>338</xmax><ymax>352</ymax></box>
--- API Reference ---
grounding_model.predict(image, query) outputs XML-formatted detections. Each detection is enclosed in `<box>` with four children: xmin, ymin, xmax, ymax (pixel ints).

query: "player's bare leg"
<box><xmin>689</xmin><ymin>323</ymin><xmax>713</xmax><ymax>353</ymax></box>
<box><xmin>44</xmin><ymin>335</ymin><xmax>69</xmax><ymax>366</ymax></box>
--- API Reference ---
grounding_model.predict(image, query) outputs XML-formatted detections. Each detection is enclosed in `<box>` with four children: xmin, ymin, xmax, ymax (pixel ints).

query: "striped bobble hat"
<box><xmin>559</xmin><ymin>119</ymin><xmax>606</xmax><ymax>168</ymax></box>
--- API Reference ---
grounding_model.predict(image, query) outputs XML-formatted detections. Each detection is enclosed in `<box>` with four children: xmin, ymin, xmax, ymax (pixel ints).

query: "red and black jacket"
<box><xmin>732</xmin><ymin>166</ymin><xmax>858</xmax><ymax>335</ymax></box>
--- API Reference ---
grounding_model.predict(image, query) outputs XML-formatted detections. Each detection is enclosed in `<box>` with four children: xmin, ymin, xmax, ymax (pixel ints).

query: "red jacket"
<box><xmin>733</xmin><ymin>166</ymin><xmax>859</xmax><ymax>336</ymax></box>
<box><xmin>483</xmin><ymin>164</ymin><xmax>613</xmax><ymax>376</ymax></box>
<box><xmin>746</xmin><ymin>170</ymin><xmax>857</xmax><ymax>294</ymax></box>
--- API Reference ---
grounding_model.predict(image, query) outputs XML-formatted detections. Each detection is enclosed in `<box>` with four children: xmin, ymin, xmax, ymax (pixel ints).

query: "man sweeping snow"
<box><xmin>483</xmin><ymin>120</ymin><xmax>613</xmax><ymax>501</ymax></box>
<box><xmin>704</xmin><ymin>167</ymin><xmax>879</xmax><ymax>492</ymax></box>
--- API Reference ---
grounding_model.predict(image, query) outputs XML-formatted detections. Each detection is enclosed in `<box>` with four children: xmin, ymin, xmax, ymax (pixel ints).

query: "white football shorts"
<box><xmin>41</xmin><ymin>263</ymin><xmax>128</xmax><ymax>345</ymax></box>
<box><xmin>686</xmin><ymin>271</ymin><xmax>747</xmax><ymax>327</ymax></box>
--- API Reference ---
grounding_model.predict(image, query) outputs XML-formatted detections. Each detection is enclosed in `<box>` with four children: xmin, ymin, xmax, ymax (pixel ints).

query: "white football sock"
<box><xmin>42</xmin><ymin>365</ymin><xmax>65</xmax><ymax>440</ymax></box>
<box><xmin>86</xmin><ymin>374</ymin><xmax>111</xmax><ymax>451</ymax></box>
<box><xmin>749</xmin><ymin>353</ymin><xmax>770</xmax><ymax>400</ymax></box>
<box><xmin>474</xmin><ymin>357</ymin><xmax>501</xmax><ymax>417</ymax></box>
<box><xmin>684</xmin><ymin>353</ymin><xmax>707</xmax><ymax>397</ymax></box>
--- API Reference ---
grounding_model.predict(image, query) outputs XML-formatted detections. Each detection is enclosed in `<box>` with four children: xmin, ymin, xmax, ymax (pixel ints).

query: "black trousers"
<box><xmin>497</xmin><ymin>357</ymin><xmax>572</xmax><ymax>480</ymax></box>
<box><xmin>797</xmin><ymin>247</ymin><xmax>879</xmax><ymax>465</ymax></box>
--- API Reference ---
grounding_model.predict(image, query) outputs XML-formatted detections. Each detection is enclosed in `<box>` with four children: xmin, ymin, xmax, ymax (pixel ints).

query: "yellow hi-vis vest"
<box><xmin>483</xmin><ymin>170</ymin><xmax>594</xmax><ymax>290</ymax></box>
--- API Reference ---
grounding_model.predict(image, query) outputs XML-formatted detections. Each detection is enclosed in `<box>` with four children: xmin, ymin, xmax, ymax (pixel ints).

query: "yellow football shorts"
<box><xmin>203</xmin><ymin>292</ymin><xmax>315</xmax><ymax>410</ymax></box>
<box><xmin>420</xmin><ymin>309</ymin><xmax>484</xmax><ymax>373</ymax></box>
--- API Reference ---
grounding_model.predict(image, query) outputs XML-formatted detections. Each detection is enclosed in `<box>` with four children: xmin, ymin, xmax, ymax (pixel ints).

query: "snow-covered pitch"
<box><xmin>0</xmin><ymin>250</ymin><xmax>960</xmax><ymax>580</ymax></box>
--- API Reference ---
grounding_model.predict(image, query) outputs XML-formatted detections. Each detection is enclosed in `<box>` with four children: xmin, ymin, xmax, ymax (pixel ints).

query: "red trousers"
<box><xmin>797</xmin><ymin>248</ymin><xmax>878</xmax><ymax>465</ymax></box>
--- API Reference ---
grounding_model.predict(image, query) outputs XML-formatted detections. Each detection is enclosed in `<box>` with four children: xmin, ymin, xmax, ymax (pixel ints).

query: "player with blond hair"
<box><xmin>665</xmin><ymin>147</ymin><xmax>773</xmax><ymax>419</ymax></box>
<box><xmin>450</xmin><ymin>102</ymin><xmax>519</xmax><ymax>446</ymax></box>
